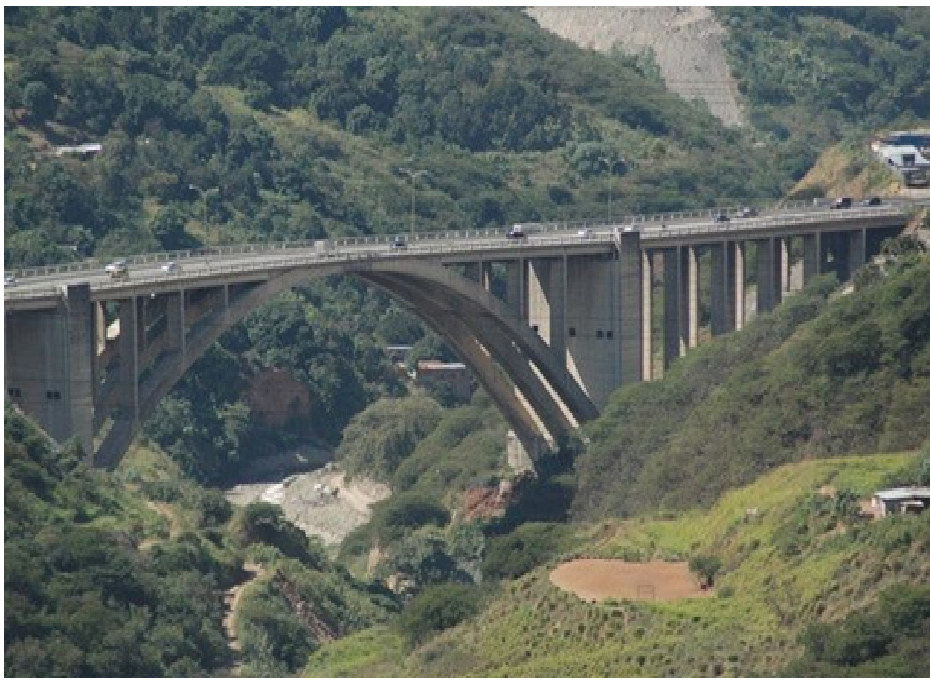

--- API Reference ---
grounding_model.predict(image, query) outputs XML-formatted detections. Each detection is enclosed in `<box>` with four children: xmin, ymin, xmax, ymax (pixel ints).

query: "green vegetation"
<box><xmin>4</xmin><ymin>408</ymin><xmax>234</xmax><ymax>676</ymax></box>
<box><xmin>720</xmin><ymin>8</ymin><xmax>930</xmax><ymax>155</ymax></box>
<box><xmin>396</xmin><ymin>583</ymin><xmax>481</xmax><ymax>647</ymax></box>
<box><xmin>483</xmin><ymin>522</ymin><xmax>577</xmax><ymax>580</ymax></box>
<box><xmin>575</xmin><ymin>254</ymin><xmax>930</xmax><ymax>520</ymax></box>
<box><xmin>786</xmin><ymin>583</ymin><xmax>930</xmax><ymax>677</ymax></box>
<box><xmin>315</xmin><ymin>452</ymin><xmax>928</xmax><ymax>677</ymax></box>
<box><xmin>337</xmin><ymin>395</ymin><xmax>444</xmax><ymax>483</ymax></box>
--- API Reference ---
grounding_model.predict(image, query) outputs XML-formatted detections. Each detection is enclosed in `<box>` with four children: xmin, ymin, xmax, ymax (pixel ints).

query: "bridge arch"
<box><xmin>95</xmin><ymin>259</ymin><xmax>598</xmax><ymax>468</ymax></box>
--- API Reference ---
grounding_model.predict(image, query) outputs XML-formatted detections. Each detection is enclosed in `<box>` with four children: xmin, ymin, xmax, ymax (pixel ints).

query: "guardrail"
<box><xmin>6</xmin><ymin>199</ymin><xmax>926</xmax><ymax>302</ymax></box>
<box><xmin>11</xmin><ymin>197</ymin><xmax>927</xmax><ymax>281</ymax></box>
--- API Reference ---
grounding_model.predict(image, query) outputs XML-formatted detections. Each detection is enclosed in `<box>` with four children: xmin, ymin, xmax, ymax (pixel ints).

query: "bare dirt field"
<box><xmin>549</xmin><ymin>558</ymin><xmax>713</xmax><ymax>603</ymax></box>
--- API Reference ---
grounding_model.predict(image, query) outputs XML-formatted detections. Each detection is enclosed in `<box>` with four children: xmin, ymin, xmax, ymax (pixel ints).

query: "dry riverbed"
<box><xmin>225</xmin><ymin>464</ymin><xmax>390</xmax><ymax>546</ymax></box>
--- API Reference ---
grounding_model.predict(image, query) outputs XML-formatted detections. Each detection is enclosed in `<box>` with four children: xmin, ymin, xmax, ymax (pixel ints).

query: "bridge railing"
<box><xmin>7</xmin><ymin>199</ymin><xmax>926</xmax><ymax>284</ymax></box>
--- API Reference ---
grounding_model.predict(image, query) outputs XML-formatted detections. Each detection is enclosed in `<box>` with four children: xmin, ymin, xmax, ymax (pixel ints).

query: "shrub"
<box><xmin>396</xmin><ymin>583</ymin><xmax>480</xmax><ymax>646</ymax></box>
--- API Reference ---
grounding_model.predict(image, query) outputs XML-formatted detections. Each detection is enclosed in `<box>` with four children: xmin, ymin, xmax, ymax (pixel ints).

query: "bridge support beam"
<box><xmin>4</xmin><ymin>285</ymin><xmax>96</xmax><ymax>459</ymax></box>
<box><xmin>503</xmin><ymin>260</ymin><xmax>526</xmax><ymax>319</ymax></box>
<box><xmin>756</xmin><ymin>238</ymin><xmax>782</xmax><ymax>314</ymax></box>
<box><xmin>618</xmin><ymin>231</ymin><xmax>644</xmax><ymax>384</ymax></box>
<box><xmin>566</xmin><ymin>254</ymin><xmax>619</xmax><ymax>407</ymax></box>
<box><xmin>684</xmin><ymin>245</ymin><xmax>699</xmax><ymax>350</ymax></box>
<box><xmin>641</xmin><ymin>249</ymin><xmax>653</xmax><ymax>381</ymax></box>
<box><xmin>803</xmin><ymin>232</ymin><xmax>821</xmax><ymax>285</ymax></box>
<box><xmin>849</xmin><ymin>228</ymin><xmax>866</xmax><ymax>275</ymax></box>
<box><xmin>663</xmin><ymin>247</ymin><xmax>681</xmax><ymax>369</ymax></box>
<box><xmin>166</xmin><ymin>291</ymin><xmax>186</xmax><ymax>358</ymax></box>
<box><xmin>118</xmin><ymin>297</ymin><xmax>140</xmax><ymax>423</ymax></box>
<box><xmin>710</xmin><ymin>243</ymin><xmax>728</xmax><ymax>335</ymax></box>
<box><xmin>781</xmin><ymin>237</ymin><xmax>791</xmax><ymax>293</ymax></box>
<box><xmin>527</xmin><ymin>257</ymin><xmax>566</xmax><ymax>367</ymax></box>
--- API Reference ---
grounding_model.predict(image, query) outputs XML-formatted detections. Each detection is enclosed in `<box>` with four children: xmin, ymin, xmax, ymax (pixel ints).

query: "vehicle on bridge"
<box><xmin>714</xmin><ymin>213</ymin><xmax>730</xmax><ymax>223</ymax></box>
<box><xmin>832</xmin><ymin>197</ymin><xmax>853</xmax><ymax>209</ymax></box>
<box><xmin>4</xmin><ymin>275</ymin><xmax>17</xmax><ymax>287</ymax></box>
<box><xmin>105</xmin><ymin>260</ymin><xmax>128</xmax><ymax>279</ymax></box>
<box><xmin>862</xmin><ymin>197</ymin><xmax>882</xmax><ymax>207</ymax></box>
<box><xmin>576</xmin><ymin>228</ymin><xmax>593</xmax><ymax>238</ymax></box>
<box><xmin>507</xmin><ymin>224</ymin><xmax>526</xmax><ymax>239</ymax></box>
<box><xmin>160</xmin><ymin>261</ymin><xmax>180</xmax><ymax>274</ymax></box>
<box><xmin>392</xmin><ymin>236</ymin><xmax>407</xmax><ymax>249</ymax></box>
<box><xmin>738</xmin><ymin>206</ymin><xmax>759</xmax><ymax>218</ymax></box>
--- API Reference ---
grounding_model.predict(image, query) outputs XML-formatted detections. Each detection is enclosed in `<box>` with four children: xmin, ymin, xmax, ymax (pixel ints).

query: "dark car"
<box><xmin>506</xmin><ymin>225</ymin><xmax>526</xmax><ymax>239</ymax></box>
<box><xmin>713</xmin><ymin>214</ymin><xmax>730</xmax><ymax>223</ymax></box>
<box><xmin>392</xmin><ymin>236</ymin><xmax>407</xmax><ymax>249</ymax></box>
<box><xmin>738</xmin><ymin>206</ymin><xmax>759</xmax><ymax>218</ymax></box>
<box><xmin>832</xmin><ymin>197</ymin><xmax>853</xmax><ymax>209</ymax></box>
<box><xmin>862</xmin><ymin>197</ymin><xmax>882</xmax><ymax>206</ymax></box>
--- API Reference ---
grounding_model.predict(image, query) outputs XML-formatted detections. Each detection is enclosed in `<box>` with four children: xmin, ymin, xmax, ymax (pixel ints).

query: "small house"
<box><xmin>870</xmin><ymin>487</ymin><xmax>930</xmax><ymax>518</ymax></box>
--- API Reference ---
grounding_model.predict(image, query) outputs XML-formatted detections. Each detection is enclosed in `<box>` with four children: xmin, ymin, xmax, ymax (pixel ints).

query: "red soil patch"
<box><xmin>549</xmin><ymin>558</ymin><xmax>713</xmax><ymax>603</ymax></box>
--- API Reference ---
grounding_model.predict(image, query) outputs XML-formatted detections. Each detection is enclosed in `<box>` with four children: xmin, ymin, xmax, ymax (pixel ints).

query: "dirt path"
<box><xmin>550</xmin><ymin>558</ymin><xmax>714</xmax><ymax>603</ymax></box>
<box><xmin>222</xmin><ymin>562</ymin><xmax>265</xmax><ymax>675</ymax></box>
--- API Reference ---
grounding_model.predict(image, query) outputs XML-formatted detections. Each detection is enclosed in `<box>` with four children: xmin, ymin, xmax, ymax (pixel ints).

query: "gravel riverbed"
<box><xmin>225</xmin><ymin>464</ymin><xmax>390</xmax><ymax>546</ymax></box>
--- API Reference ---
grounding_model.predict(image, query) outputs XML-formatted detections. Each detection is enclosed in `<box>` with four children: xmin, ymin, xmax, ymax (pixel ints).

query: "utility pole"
<box><xmin>397</xmin><ymin>167</ymin><xmax>427</xmax><ymax>236</ymax></box>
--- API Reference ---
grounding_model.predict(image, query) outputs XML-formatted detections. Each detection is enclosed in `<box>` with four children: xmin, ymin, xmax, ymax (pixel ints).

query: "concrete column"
<box><xmin>849</xmin><ymin>228</ymin><xmax>866</xmax><ymax>274</ymax></box>
<box><xmin>480</xmin><ymin>261</ymin><xmax>493</xmax><ymax>293</ymax></box>
<box><xmin>733</xmin><ymin>241</ymin><xmax>745</xmax><ymax>330</ymax></box>
<box><xmin>527</xmin><ymin>258</ymin><xmax>566</xmax><ymax>366</ymax></box>
<box><xmin>710</xmin><ymin>242</ymin><xmax>728</xmax><ymax>335</ymax></box>
<box><xmin>95</xmin><ymin>302</ymin><xmax>106</xmax><ymax>356</ymax></box>
<box><xmin>641</xmin><ymin>249</ymin><xmax>653</xmax><ymax>381</ymax></box>
<box><xmin>136</xmin><ymin>296</ymin><xmax>147</xmax><ymax>353</ymax></box>
<box><xmin>686</xmin><ymin>246</ymin><xmax>699</xmax><ymax>349</ymax></box>
<box><xmin>663</xmin><ymin>247</ymin><xmax>681</xmax><ymax>368</ymax></box>
<box><xmin>118</xmin><ymin>297</ymin><xmax>139</xmax><ymax>422</ymax></box>
<box><xmin>773</xmin><ymin>238</ymin><xmax>783</xmax><ymax>307</ymax></box>
<box><xmin>166</xmin><ymin>291</ymin><xmax>186</xmax><ymax>359</ymax></box>
<box><xmin>803</xmin><ymin>232</ymin><xmax>821</xmax><ymax>285</ymax></box>
<box><xmin>757</xmin><ymin>238</ymin><xmax>776</xmax><ymax>314</ymax></box>
<box><xmin>781</xmin><ymin>237</ymin><xmax>791</xmax><ymax>293</ymax></box>
<box><xmin>566</xmin><ymin>254</ymin><xmax>620</xmax><ymax>407</ymax></box>
<box><xmin>65</xmin><ymin>285</ymin><xmax>95</xmax><ymax>459</ymax></box>
<box><xmin>619</xmin><ymin>231</ymin><xmax>643</xmax><ymax>384</ymax></box>
<box><xmin>504</xmin><ymin>260</ymin><xmax>525</xmax><ymax>319</ymax></box>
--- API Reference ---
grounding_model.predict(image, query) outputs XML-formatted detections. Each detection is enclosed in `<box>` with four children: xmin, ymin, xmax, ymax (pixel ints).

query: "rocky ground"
<box><xmin>225</xmin><ymin>463</ymin><xmax>391</xmax><ymax>546</ymax></box>
<box><xmin>527</xmin><ymin>6</ymin><xmax>744</xmax><ymax>127</ymax></box>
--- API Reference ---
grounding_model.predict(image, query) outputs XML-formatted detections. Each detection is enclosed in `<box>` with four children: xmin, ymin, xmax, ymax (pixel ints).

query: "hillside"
<box><xmin>306</xmin><ymin>451</ymin><xmax>930</xmax><ymax>677</ymax></box>
<box><xmin>3</xmin><ymin>408</ymin><xmax>397</xmax><ymax>677</ymax></box>
<box><xmin>573</xmin><ymin>251</ymin><xmax>930</xmax><ymax>520</ymax></box>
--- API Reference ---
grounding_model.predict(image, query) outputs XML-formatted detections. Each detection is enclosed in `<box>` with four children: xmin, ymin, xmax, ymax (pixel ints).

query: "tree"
<box><xmin>23</xmin><ymin>81</ymin><xmax>55</xmax><ymax>123</ymax></box>
<box><xmin>396</xmin><ymin>583</ymin><xmax>479</xmax><ymax>646</ymax></box>
<box><xmin>689</xmin><ymin>554</ymin><xmax>722</xmax><ymax>588</ymax></box>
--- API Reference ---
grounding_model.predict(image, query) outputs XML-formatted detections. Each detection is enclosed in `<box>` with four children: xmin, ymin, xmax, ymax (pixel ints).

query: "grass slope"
<box><xmin>305</xmin><ymin>452</ymin><xmax>928</xmax><ymax>677</ymax></box>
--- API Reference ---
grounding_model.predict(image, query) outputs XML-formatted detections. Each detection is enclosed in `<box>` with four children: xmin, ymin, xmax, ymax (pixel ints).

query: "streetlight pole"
<box><xmin>598</xmin><ymin>156</ymin><xmax>624</xmax><ymax>223</ymax></box>
<box><xmin>398</xmin><ymin>167</ymin><xmax>427</xmax><ymax>236</ymax></box>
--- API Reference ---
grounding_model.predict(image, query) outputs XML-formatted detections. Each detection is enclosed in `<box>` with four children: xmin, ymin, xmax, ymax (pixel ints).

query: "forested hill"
<box><xmin>6</xmin><ymin>6</ymin><xmax>796</xmax><ymax>270</ymax></box>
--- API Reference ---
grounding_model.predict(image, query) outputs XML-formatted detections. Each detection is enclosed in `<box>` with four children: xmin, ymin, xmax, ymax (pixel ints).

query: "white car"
<box><xmin>576</xmin><ymin>228</ymin><xmax>593</xmax><ymax>238</ymax></box>
<box><xmin>3</xmin><ymin>275</ymin><xmax>17</xmax><ymax>287</ymax></box>
<box><xmin>104</xmin><ymin>260</ymin><xmax>129</xmax><ymax>279</ymax></box>
<box><xmin>160</xmin><ymin>261</ymin><xmax>180</xmax><ymax>273</ymax></box>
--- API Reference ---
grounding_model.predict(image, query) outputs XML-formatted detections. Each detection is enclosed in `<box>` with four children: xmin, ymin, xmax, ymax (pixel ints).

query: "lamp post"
<box><xmin>397</xmin><ymin>167</ymin><xmax>427</xmax><ymax>236</ymax></box>
<box><xmin>598</xmin><ymin>156</ymin><xmax>625</xmax><ymax>223</ymax></box>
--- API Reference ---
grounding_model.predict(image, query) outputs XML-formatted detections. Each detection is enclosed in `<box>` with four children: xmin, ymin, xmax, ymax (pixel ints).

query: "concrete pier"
<box><xmin>619</xmin><ymin>231</ymin><xmax>644</xmax><ymax>384</ymax></box>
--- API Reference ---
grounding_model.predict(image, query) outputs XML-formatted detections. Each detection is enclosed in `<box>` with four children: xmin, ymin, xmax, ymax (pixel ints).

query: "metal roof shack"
<box><xmin>870</xmin><ymin>487</ymin><xmax>930</xmax><ymax>518</ymax></box>
<box><xmin>54</xmin><ymin>143</ymin><xmax>103</xmax><ymax>158</ymax></box>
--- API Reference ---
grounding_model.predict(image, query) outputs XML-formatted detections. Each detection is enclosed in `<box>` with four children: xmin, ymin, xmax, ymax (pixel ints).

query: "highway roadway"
<box><xmin>5</xmin><ymin>198</ymin><xmax>926</xmax><ymax>302</ymax></box>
